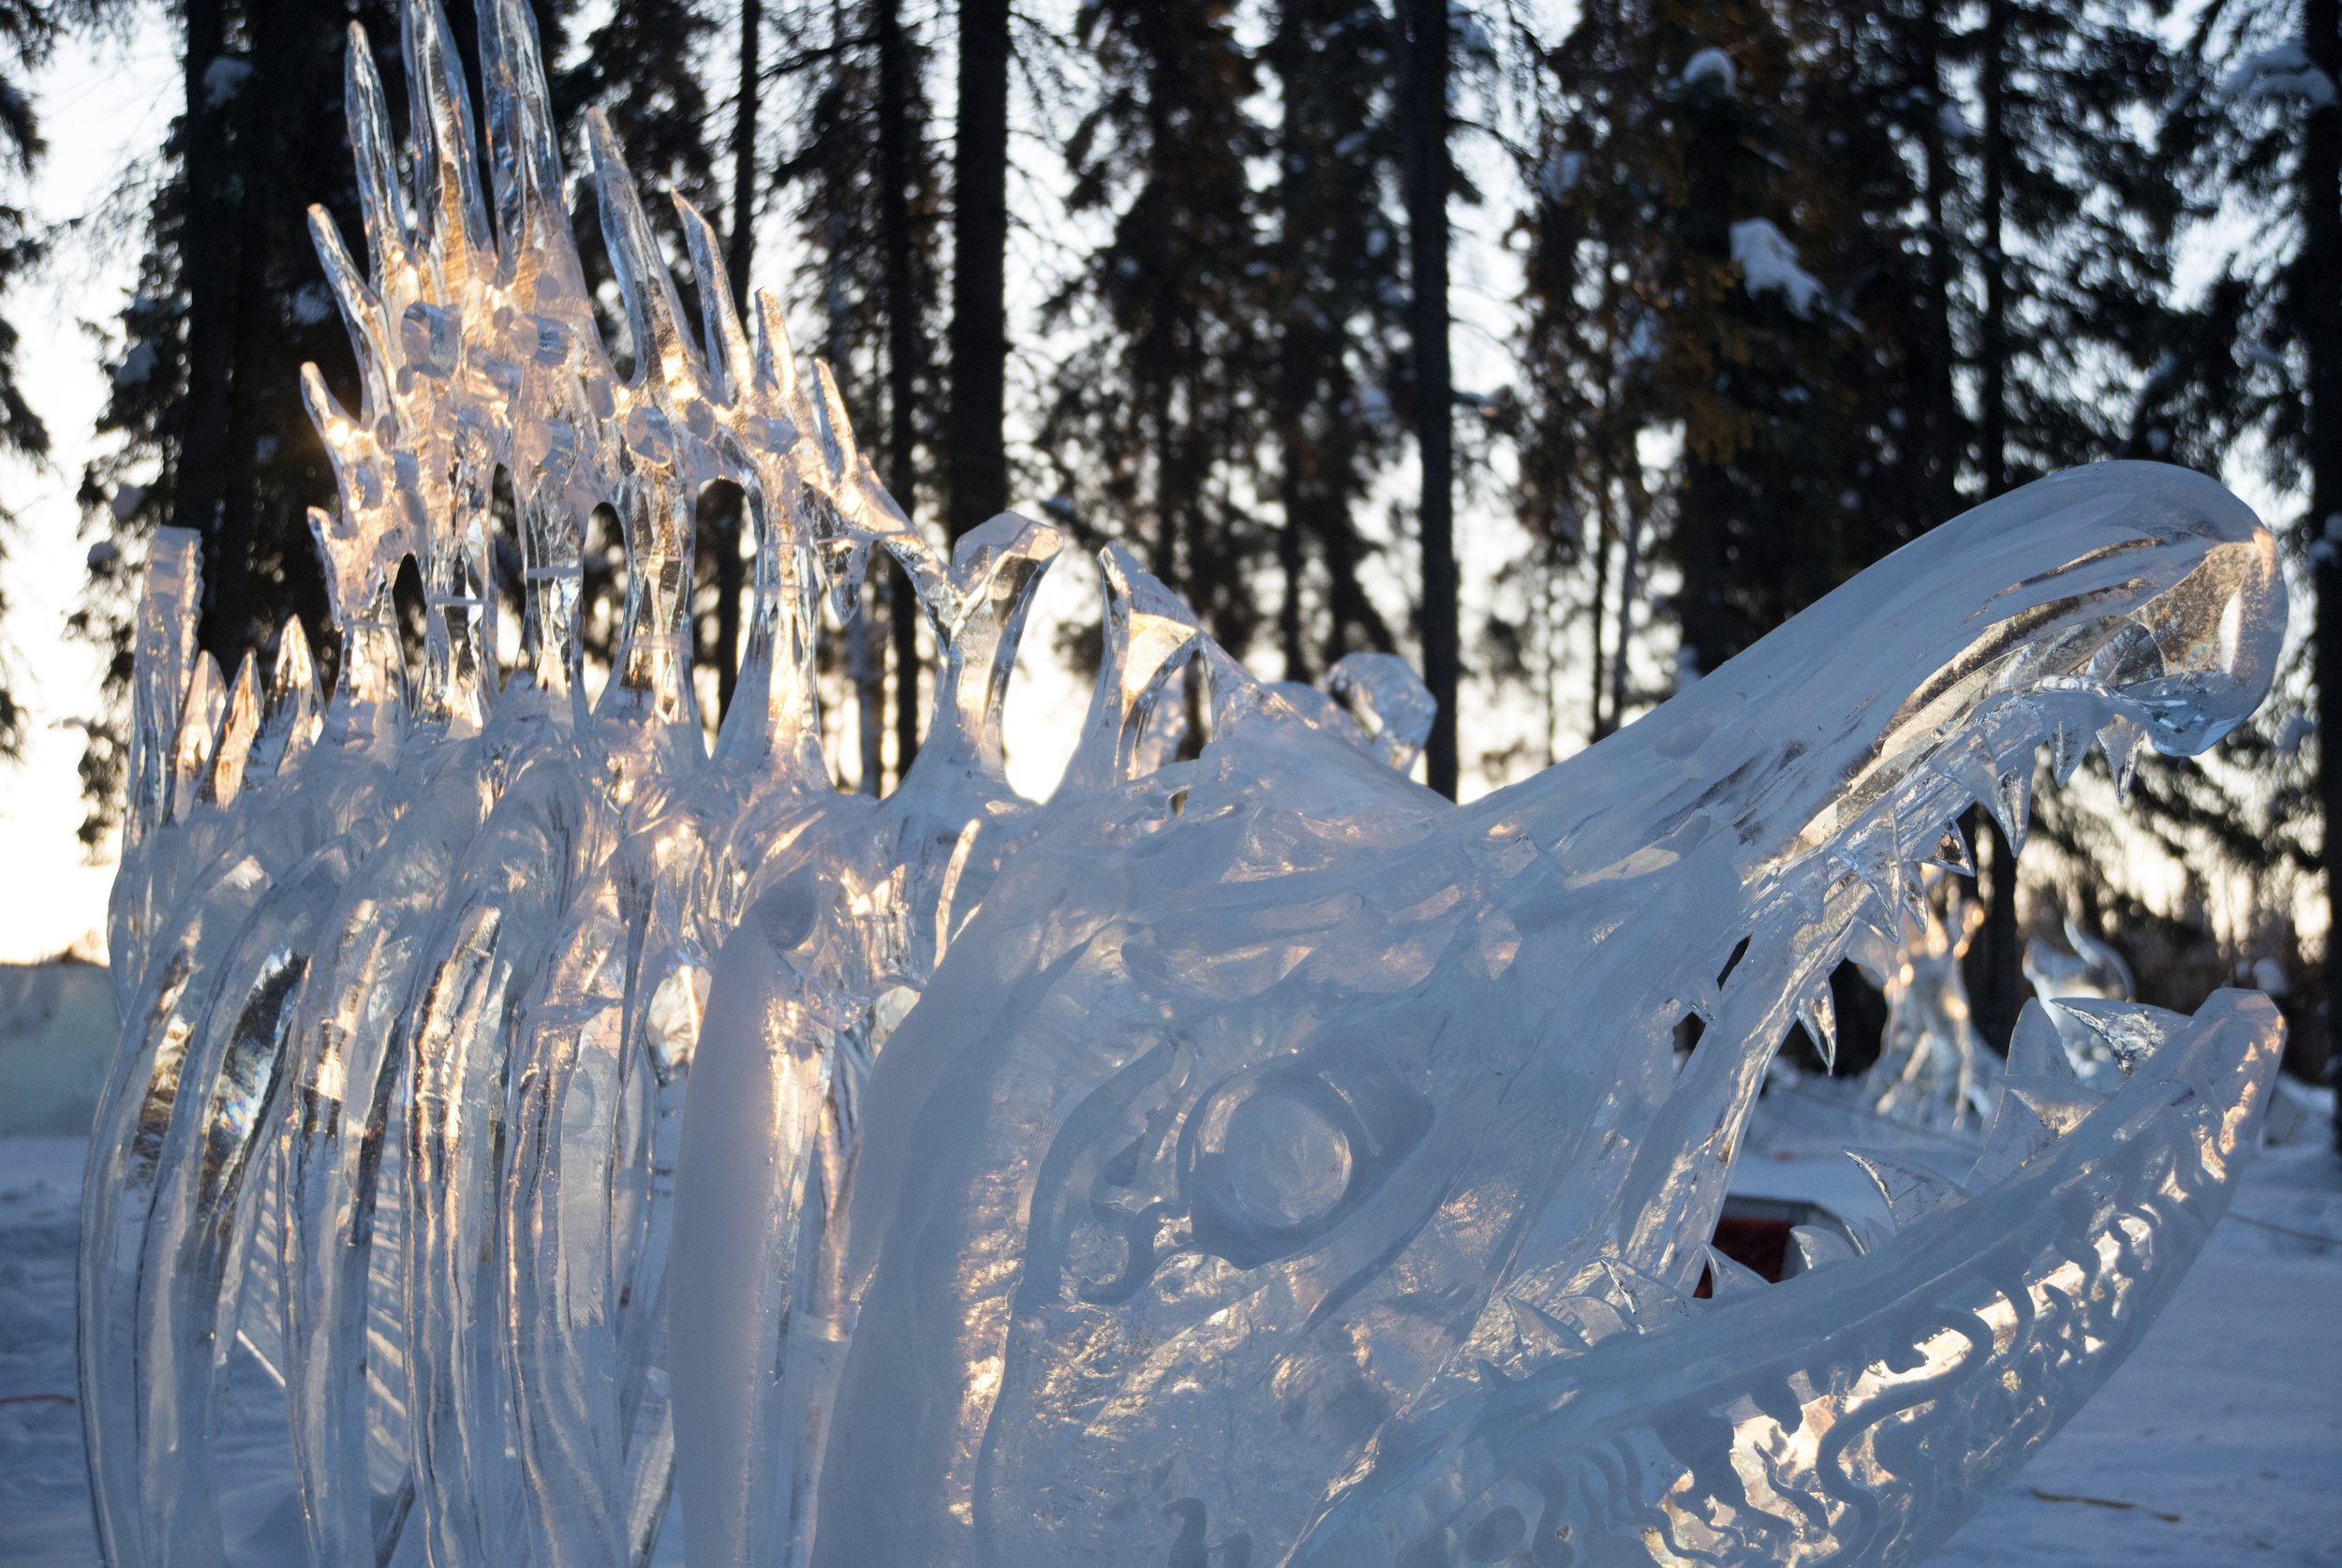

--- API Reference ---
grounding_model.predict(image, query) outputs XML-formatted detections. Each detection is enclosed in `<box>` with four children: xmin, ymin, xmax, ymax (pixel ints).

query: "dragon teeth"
<box><xmin>2097</xmin><ymin>714</ymin><xmax>2149</xmax><ymax>804</ymax></box>
<box><xmin>2003</xmin><ymin>1077</ymin><xmax>2103</xmax><ymax>1139</ymax></box>
<box><xmin>1698</xmin><ymin>1243</ymin><xmax>1770</xmax><ymax>1299</ymax></box>
<box><xmin>1789</xmin><ymin>1223</ymin><xmax>1860</xmax><ymax>1272</ymax></box>
<box><xmin>1991</xmin><ymin>764</ymin><xmax>2034</xmax><ymax>857</ymax></box>
<box><xmin>2008</xmin><ymin>999</ymin><xmax>2080</xmax><ymax>1082</ymax></box>
<box><xmin>2052</xmin><ymin>718</ymin><xmax>2089</xmax><ymax>786</ymax></box>
<box><xmin>2048</xmin><ymin>998</ymin><xmax>2187</xmax><ymax>1076</ymax></box>
<box><xmin>1846</xmin><ymin>1150</ymin><xmax>1966</xmax><ymax>1230</ymax></box>
<box><xmin>1920</xmin><ymin>821</ymin><xmax>1975</xmax><ymax>878</ymax></box>
<box><xmin>1938</xmin><ymin>733</ymin><xmax>2032</xmax><ymax>857</ymax></box>
<box><xmin>1795</xmin><ymin>976</ymin><xmax>1838</xmax><ymax>1072</ymax></box>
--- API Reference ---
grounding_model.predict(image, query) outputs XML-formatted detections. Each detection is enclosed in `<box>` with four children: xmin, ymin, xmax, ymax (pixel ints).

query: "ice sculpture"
<box><xmin>1843</xmin><ymin>873</ymin><xmax>2003</xmax><ymax>1135</ymax></box>
<box><xmin>82</xmin><ymin>4</ymin><xmax>2290</xmax><ymax>1567</ymax></box>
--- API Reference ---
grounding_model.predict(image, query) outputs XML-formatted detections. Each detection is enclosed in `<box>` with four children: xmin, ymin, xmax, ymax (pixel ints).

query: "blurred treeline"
<box><xmin>0</xmin><ymin>0</ymin><xmax>2335</xmax><ymax>1093</ymax></box>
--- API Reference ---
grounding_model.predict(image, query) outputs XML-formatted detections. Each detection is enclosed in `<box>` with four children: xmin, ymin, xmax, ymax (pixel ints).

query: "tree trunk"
<box><xmin>2299</xmin><ymin>0</ymin><xmax>2342</xmax><ymax>1146</ymax></box>
<box><xmin>876</xmin><ymin>0</ymin><xmax>923</xmax><ymax>783</ymax></box>
<box><xmin>1586</xmin><ymin>482</ymin><xmax>1614</xmax><ymax>741</ymax></box>
<box><xmin>1978</xmin><ymin>0</ymin><xmax>2008</xmax><ymax>501</ymax></box>
<box><xmin>713</xmin><ymin>0</ymin><xmax>762</xmax><ymax>718</ymax></box>
<box><xmin>1278</xmin><ymin>455</ymin><xmax>1308</xmax><ymax>680</ymax></box>
<box><xmin>1271</xmin><ymin>11</ymin><xmax>1309</xmax><ymax>682</ymax></box>
<box><xmin>1138</xmin><ymin>10</ymin><xmax>1183</xmax><ymax>590</ymax></box>
<box><xmin>174</xmin><ymin>0</ymin><xmax>244</xmax><ymax>663</ymax></box>
<box><xmin>1401</xmin><ymin>0</ymin><xmax>1457</xmax><ymax>795</ymax></box>
<box><xmin>1915</xmin><ymin>0</ymin><xmax>1962</xmax><ymax>526</ymax></box>
<box><xmin>948</xmin><ymin>0</ymin><xmax>1010</xmax><ymax>540</ymax></box>
<box><xmin>1969</xmin><ymin>0</ymin><xmax>2023</xmax><ymax>1051</ymax></box>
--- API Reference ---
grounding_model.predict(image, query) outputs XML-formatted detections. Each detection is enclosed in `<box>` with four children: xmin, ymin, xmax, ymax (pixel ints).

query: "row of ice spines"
<box><xmin>291</xmin><ymin>0</ymin><xmax>950</xmax><ymax>717</ymax></box>
<box><xmin>117</xmin><ymin>532</ymin><xmax>324</xmax><ymax>860</ymax></box>
<box><xmin>116</xmin><ymin>0</ymin><xmax>1440</xmax><ymax>873</ymax></box>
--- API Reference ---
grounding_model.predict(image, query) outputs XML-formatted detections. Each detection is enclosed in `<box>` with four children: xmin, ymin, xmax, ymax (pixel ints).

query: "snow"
<box><xmin>0</xmin><ymin>966</ymin><xmax>115</xmax><ymax>1136</ymax></box>
<box><xmin>1537</xmin><ymin>151</ymin><xmax>1586</xmax><ymax>200</ymax></box>
<box><xmin>1681</xmin><ymin>46</ymin><xmax>1736</xmax><ymax>96</ymax></box>
<box><xmin>6</xmin><ymin>1124</ymin><xmax>2334</xmax><ymax>1563</ymax></box>
<box><xmin>1730</xmin><ymin>216</ymin><xmax>1825</xmax><ymax>318</ymax></box>
<box><xmin>289</xmin><ymin>283</ymin><xmax>334</xmax><ymax>327</ymax></box>
<box><xmin>200</xmin><ymin>55</ymin><xmax>253</xmax><ymax>110</ymax></box>
<box><xmin>109</xmin><ymin>343</ymin><xmax>156</xmax><ymax>391</ymax></box>
<box><xmin>2221</xmin><ymin>44</ymin><xmax>2340</xmax><ymax>110</ymax></box>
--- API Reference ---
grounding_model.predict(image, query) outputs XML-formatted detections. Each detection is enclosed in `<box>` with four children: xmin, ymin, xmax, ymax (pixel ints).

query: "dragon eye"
<box><xmin>1217</xmin><ymin>1087</ymin><xmax>1352</xmax><ymax>1231</ymax></box>
<box><xmin>1180</xmin><ymin>1044</ymin><xmax>1430</xmax><ymax>1269</ymax></box>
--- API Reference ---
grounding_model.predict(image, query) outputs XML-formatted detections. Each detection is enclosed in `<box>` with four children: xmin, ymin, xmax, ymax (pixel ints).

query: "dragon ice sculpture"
<box><xmin>78</xmin><ymin>4</ymin><xmax>2288</xmax><ymax>1568</ymax></box>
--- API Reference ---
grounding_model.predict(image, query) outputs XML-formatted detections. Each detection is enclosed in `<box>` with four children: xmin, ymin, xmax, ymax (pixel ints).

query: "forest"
<box><xmin>0</xmin><ymin>0</ymin><xmax>2334</xmax><ymax>1114</ymax></box>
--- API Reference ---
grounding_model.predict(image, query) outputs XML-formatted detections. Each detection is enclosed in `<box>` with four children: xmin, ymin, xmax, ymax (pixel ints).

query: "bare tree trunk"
<box><xmin>1586</xmin><ymin>498</ymin><xmax>1613</xmax><ymax>741</ymax></box>
<box><xmin>1916</xmin><ymin>0</ymin><xmax>1962</xmax><ymax>526</ymax></box>
<box><xmin>1608</xmin><ymin>465</ymin><xmax>1646</xmax><ymax>734</ymax></box>
<box><xmin>713</xmin><ymin>0</ymin><xmax>763</xmax><ymax>719</ymax></box>
<box><xmin>1277</xmin><ymin>461</ymin><xmax>1308</xmax><ymax>679</ymax></box>
<box><xmin>2299</xmin><ymin>0</ymin><xmax>2342</xmax><ymax>1145</ymax></box>
<box><xmin>1969</xmin><ymin>0</ymin><xmax>2023</xmax><ymax>1050</ymax></box>
<box><xmin>875</xmin><ymin>0</ymin><xmax>923</xmax><ymax>783</ymax></box>
<box><xmin>1270</xmin><ymin>11</ymin><xmax>1309</xmax><ymax>683</ymax></box>
<box><xmin>1401</xmin><ymin>0</ymin><xmax>1457</xmax><ymax>795</ymax></box>
<box><xmin>1138</xmin><ymin>9</ymin><xmax>1183</xmax><ymax>589</ymax></box>
<box><xmin>174</xmin><ymin>0</ymin><xmax>244</xmax><ymax>662</ymax></box>
<box><xmin>948</xmin><ymin>0</ymin><xmax>1010</xmax><ymax>539</ymax></box>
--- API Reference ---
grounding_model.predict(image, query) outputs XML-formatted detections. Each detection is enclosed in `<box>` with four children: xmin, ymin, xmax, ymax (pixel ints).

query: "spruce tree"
<box><xmin>0</xmin><ymin>0</ymin><xmax>67</xmax><ymax>764</ymax></box>
<box><xmin>1262</xmin><ymin>0</ymin><xmax>1405</xmax><ymax>681</ymax></box>
<box><xmin>2161</xmin><ymin>0</ymin><xmax>2342</xmax><ymax>1128</ymax></box>
<box><xmin>1401</xmin><ymin>0</ymin><xmax>1459</xmax><ymax>794</ymax></box>
<box><xmin>1959</xmin><ymin>0</ymin><xmax>2184</xmax><ymax>1043</ymax></box>
<box><xmin>948</xmin><ymin>0</ymin><xmax>1011</xmax><ymax>542</ymax></box>
<box><xmin>1508</xmin><ymin>0</ymin><xmax>1669</xmax><ymax>747</ymax></box>
<box><xmin>771</xmin><ymin>0</ymin><xmax>943</xmax><ymax>789</ymax></box>
<box><xmin>1036</xmin><ymin>0</ymin><xmax>1267</xmax><ymax>659</ymax></box>
<box><xmin>709</xmin><ymin>0</ymin><xmax>765</xmax><ymax>718</ymax></box>
<box><xmin>70</xmin><ymin>0</ymin><xmax>401</xmax><ymax>842</ymax></box>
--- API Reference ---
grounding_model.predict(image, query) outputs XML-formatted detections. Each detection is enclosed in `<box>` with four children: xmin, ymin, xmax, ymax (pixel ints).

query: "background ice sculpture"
<box><xmin>2026</xmin><ymin>919</ymin><xmax>2138</xmax><ymax>1009</ymax></box>
<box><xmin>1842</xmin><ymin>872</ymin><xmax>2003</xmax><ymax>1136</ymax></box>
<box><xmin>81</xmin><ymin>5</ymin><xmax>2290</xmax><ymax>1568</ymax></box>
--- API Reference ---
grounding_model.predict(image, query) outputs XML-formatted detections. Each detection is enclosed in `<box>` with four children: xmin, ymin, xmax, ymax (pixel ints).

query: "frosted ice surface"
<box><xmin>81</xmin><ymin>4</ymin><xmax>2295</xmax><ymax>1567</ymax></box>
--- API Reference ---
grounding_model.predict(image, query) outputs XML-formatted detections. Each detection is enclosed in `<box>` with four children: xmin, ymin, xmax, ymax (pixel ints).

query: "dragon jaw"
<box><xmin>796</xmin><ymin>462</ymin><xmax>2284</xmax><ymax>1567</ymax></box>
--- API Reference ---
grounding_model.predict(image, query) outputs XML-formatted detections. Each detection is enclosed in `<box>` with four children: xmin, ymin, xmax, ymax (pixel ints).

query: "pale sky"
<box><xmin>0</xmin><ymin>20</ymin><xmax>180</xmax><ymax>962</ymax></box>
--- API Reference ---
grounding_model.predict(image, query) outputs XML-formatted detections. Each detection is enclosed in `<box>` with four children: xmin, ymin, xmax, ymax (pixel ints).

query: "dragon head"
<box><xmin>790</xmin><ymin>462</ymin><xmax>2284</xmax><ymax>1567</ymax></box>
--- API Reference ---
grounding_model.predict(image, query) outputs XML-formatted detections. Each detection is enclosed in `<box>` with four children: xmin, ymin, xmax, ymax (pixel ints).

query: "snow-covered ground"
<box><xmin>4</xmin><ymin>1130</ymin><xmax>2337</xmax><ymax>1565</ymax></box>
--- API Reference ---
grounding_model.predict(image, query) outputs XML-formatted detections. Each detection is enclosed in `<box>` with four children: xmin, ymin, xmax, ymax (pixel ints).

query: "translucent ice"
<box><xmin>82</xmin><ymin>5</ymin><xmax>2293</xmax><ymax>1568</ymax></box>
<box><xmin>1839</xmin><ymin>873</ymin><xmax>2004</xmax><ymax>1135</ymax></box>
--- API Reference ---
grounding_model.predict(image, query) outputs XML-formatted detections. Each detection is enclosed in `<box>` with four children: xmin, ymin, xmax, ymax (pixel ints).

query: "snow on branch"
<box><xmin>1729</xmin><ymin>218</ymin><xmax>1822</xmax><ymax>318</ymax></box>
